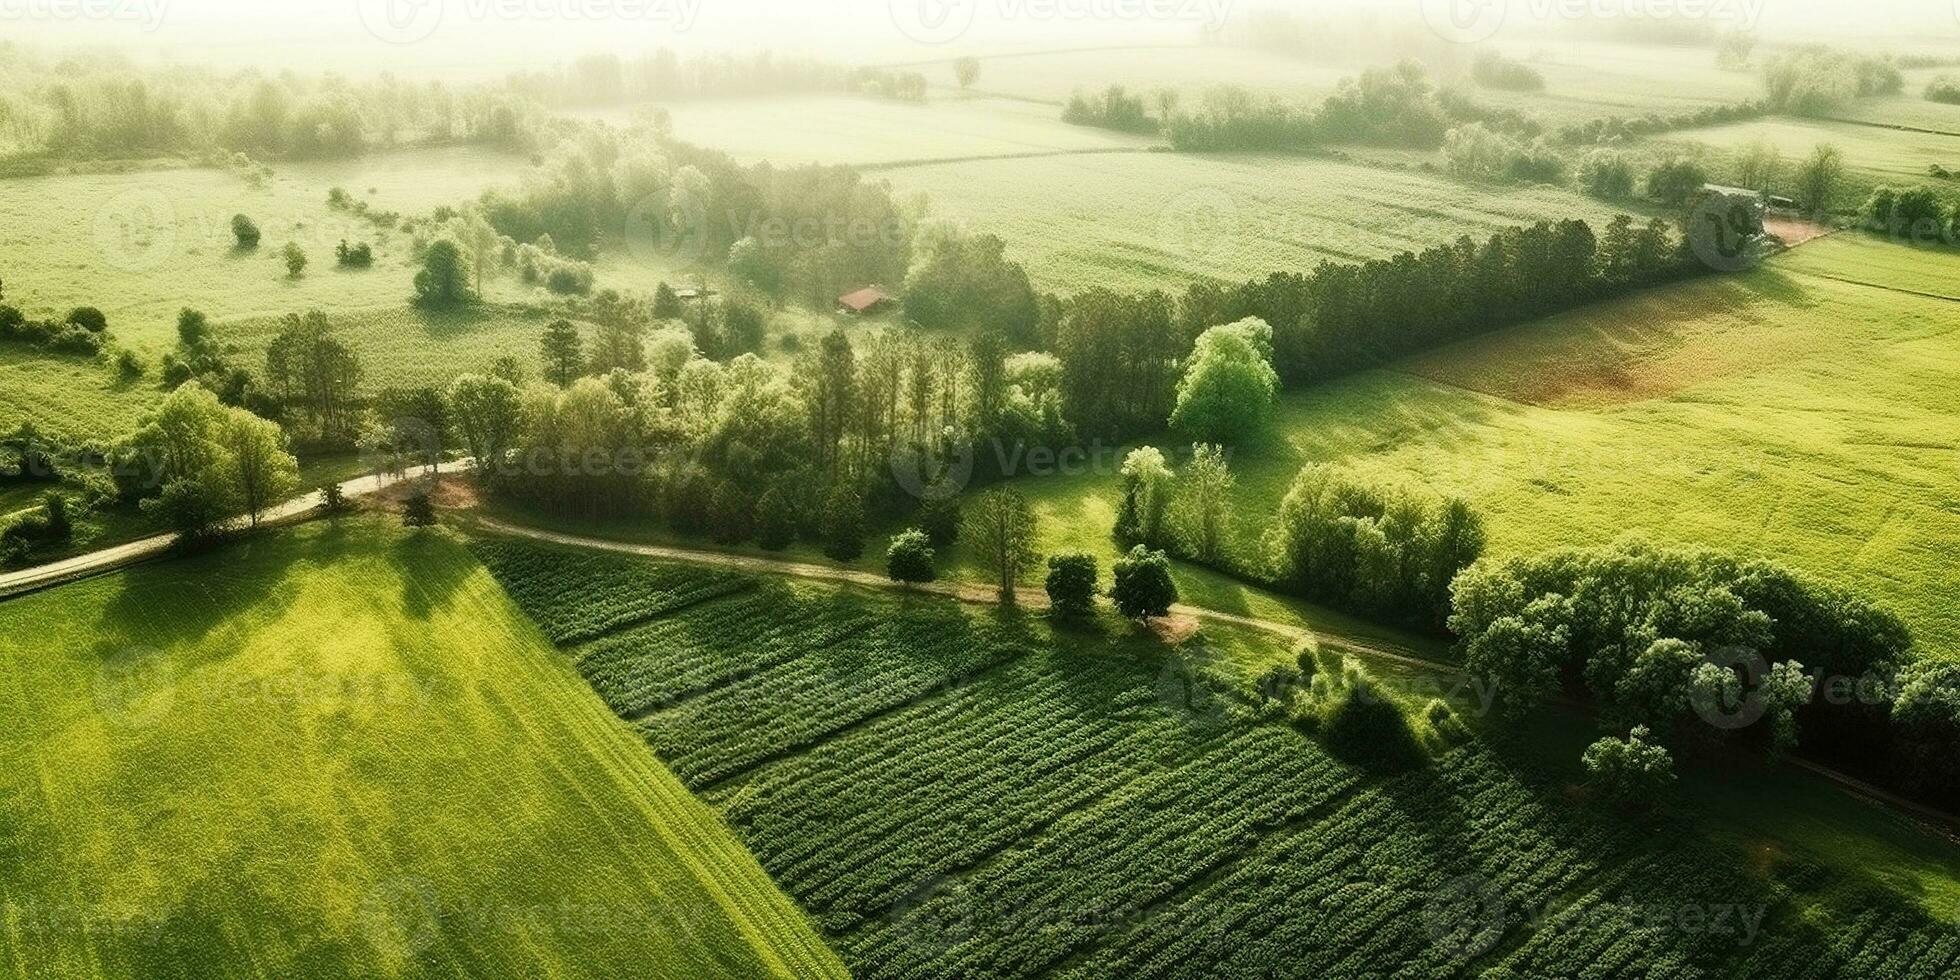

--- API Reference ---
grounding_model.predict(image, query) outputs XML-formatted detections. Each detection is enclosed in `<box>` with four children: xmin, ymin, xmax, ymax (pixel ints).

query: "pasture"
<box><xmin>1009</xmin><ymin>236</ymin><xmax>1960</xmax><ymax>655</ymax></box>
<box><xmin>884</xmin><ymin>150</ymin><xmax>1642</xmax><ymax>293</ymax></box>
<box><xmin>1656</xmin><ymin>116</ymin><xmax>1960</xmax><ymax>201</ymax></box>
<box><xmin>0</xmin><ymin>519</ymin><xmax>844</xmax><ymax>979</ymax></box>
<box><xmin>0</xmin><ymin>145</ymin><xmax>524</xmax><ymax>343</ymax></box>
<box><xmin>474</xmin><ymin>535</ymin><xmax>1960</xmax><ymax>980</ymax></box>
<box><xmin>1482</xmin><ymin>39</ymin><xmax>1763</xmax><ymax>129</ymax></box>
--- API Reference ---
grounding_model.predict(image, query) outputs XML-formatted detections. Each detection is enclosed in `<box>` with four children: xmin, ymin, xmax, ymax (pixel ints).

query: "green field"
<box><xmin>1657</xmin><ymin>116</ymin><xmax>1960</xmax><ymax>196</ymax></box>
<box><xmin>1000</xmin><ymin>235</ymin><xmax>1960</xmax><ymax>656</ymax></box>
<box><xmin>0</xmin><ymin>519</ymin><xmax>845</xmax><ymax>978</ymax></box>
<box><xmin>594</xmin><ymin>95</ymin><xmax>1158</xmax><ymax>168</ymax></box>
<box><xmin>0</xmin><ymin>146</ymin><xmax>525</xmax><ymax>339</ymax></box>
<box><xmin>884</xmin><ymin>150</ymin><xmax>1643</xmax><ymax>293</ymax></box>
<box><xmin>474</xmin><ymin>535</ymin><xmax>1960</xmax><ymax>979</ymax></box>
<box><xmin>1481</xmin><ymin>39</ymin><xmax>1763</xmax><ymax>129</ymax></box>
<box><xmin>906</xmin><ymin>45</ymin><xmax>1357</xmax><ymax>105</ymax></box>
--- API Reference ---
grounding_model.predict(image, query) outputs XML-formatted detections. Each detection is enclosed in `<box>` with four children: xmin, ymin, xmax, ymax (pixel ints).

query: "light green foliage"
<box><xmin>1171</xmin><ymin>317</ymin><xmax>1277</xmax><ymax>443</ymax></box>
<box><xmin>0</xmin><ymin>521</ymin><xmax>845</xmax><ymax>978</ymax></box>
<box><xmin>1171</xmin><ymin>443</ymin><xmax>1234</xmax><ymax>565</ymax></box>
<box><xmin>1583</xmin><ymin>725</ymin><xmax>1677</xmax><ymax>807</ymax></box>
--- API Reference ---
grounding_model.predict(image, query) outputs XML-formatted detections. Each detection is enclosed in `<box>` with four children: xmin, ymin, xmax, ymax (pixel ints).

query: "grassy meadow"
<box><xmin>474</xmin><ymin>536</ymin><xmax>1960</xmax><ymax>979</ymax></box>
<box><xmin>999</xmin><ymin>235</ymin><xmax>1960</xmax><ymax>655</ymax></box>
<box><xmin>0</xmin><ymin>518</ymin><xmax>845</xmax><ymax>979</ymax></box>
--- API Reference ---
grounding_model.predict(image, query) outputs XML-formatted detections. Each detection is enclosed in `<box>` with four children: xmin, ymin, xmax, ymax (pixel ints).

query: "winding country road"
<box><xmin>0</xmin><ymin>469</ymin><xmax>422</xmax><ymax>599</ymax></box>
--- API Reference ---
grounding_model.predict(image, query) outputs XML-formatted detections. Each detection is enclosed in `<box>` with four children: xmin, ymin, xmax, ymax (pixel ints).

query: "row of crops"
<box><xmin>474</xmin><ymin>536</ymin><xmax>1960</xmax><ymax>979</ymax></box>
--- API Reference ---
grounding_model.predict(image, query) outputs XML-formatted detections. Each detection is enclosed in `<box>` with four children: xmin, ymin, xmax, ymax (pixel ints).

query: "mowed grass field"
<box><xmin>0</xmin><ymin>518</ymin><xmax>845</xmax><ymax>979</ymax></box>
<box><xmin>885</xmin><ymin>150</ymin><xmax>1643</xmax><ymax>292</ymax></box>
<box><xmin>1009</xmin><ymin>235</ymin><xmax>1960</xmax><ymax>655</ymax></box>
<box><xmin>474</xmin><ymin>537</ymin><xmax>1960</xmax><ymax>980</ymax></box>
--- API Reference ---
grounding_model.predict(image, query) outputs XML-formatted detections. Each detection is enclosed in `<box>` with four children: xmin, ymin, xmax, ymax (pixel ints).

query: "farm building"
<box><xmin>837</xmin><ymin>286</ymin><xmax>895</xmax><ymax>316</ymax></box>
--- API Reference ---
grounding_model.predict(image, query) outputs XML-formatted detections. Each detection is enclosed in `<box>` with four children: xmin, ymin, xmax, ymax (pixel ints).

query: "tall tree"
<box><xmin>447</xmin><ymin>375</ymin><xmax>523</xmax><ymax>476</ymax></box>
<box><xmin>541</xmin><ymin>319</ymin><xmax>585</xmax><ymax>388</ymax></box>
<box><xmin>964</xmin><ymin>487</ymin><xmax>1039</xmax><ymax>604</ymax></box>
<box><xmin>221</xmin><ymin>409</ymin><xmax>298</xmax><ymax>528</ymax></box>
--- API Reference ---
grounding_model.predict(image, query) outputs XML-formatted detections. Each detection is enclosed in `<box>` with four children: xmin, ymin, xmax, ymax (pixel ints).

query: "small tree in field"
<box><xmin>402</xmin><ymin>491</ymin><xmax>437</xmax><ymax>529</ymax></box>
<box><xmin>414</xmin><ymin>239</ymin><xmax>475</xmax><ymax>306</ymax></box>
<box><xmin>232</xmin><ymin>214</ymin><xmax>261</xmax><ymax>249</ymax></box>
<box><xmin>1045</xmin><ymin>552</ymin><xmax>1099</xmax><ymax>619</ymax></box>
<box><xmin>822</xmin><ymin>483</ymin><xmax>866</xmax><ymax>562</ymax></box>
<box><xmin>954</xmin><ymin>57</ymin><xmax>981</xmax><ymax>91</ymax></box>
<box><xmin>1111</xmin><ymin>545</ymin><xmax>1177</xmax><ymax>623</ymax></box>
<box><xmin>281</xmin><ymin>242</ymin><xmax>307</xmax><ymax>278</ymax></box>
<box><xmin>540</xmin><ymin>319</ymin><xmax>584</xmax><ymax>388</ymax></box>
<box><xmin>886</xmin><ymin>529</ymin><xmax>937</xmax><ymax>587</ymax></box>
<box><xmin>1582</xmin><ymin>726</ymin><xmax>1675</xmax><ymax>809</ymax></box>
<box><xmin>319</xmin><ymin>482</ymin><xmax>348</xmax><ymax>513</ymax></box>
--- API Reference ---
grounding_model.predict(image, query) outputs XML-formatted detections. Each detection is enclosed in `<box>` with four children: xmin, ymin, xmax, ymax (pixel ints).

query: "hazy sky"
<box><xmin>3</xmin><ymin>0</ymin><xmax>1954</xmax><ymax>77</ymax></box>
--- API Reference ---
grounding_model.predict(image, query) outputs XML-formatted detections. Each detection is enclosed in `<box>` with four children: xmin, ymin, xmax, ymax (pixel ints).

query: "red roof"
<box><xmin>838</xmin><ymin>286</ymin><xmax>892</xmax><ymax>313</ymax></box>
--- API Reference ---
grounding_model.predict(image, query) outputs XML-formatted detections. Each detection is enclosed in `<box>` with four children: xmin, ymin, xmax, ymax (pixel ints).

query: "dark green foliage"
<box><xmin>1043</xmin><ymin>552</ymin><xmax>1098</xmax><ymax>618</ymax></box>
<box><xmin>821</xmin><ymin>483</ymin><xmax>865</xmax><ymax>563</ymax></box>
<box><xmin>1582</xmin><ymin>726</ymin><xmax>1676</xmax><ymax>809</ymax></box>
<box><xmin>143</xmin><ymin>477</ymin><xmax>231</xmax><ymax>542</ymax></box>
<box><xmin>917</xmin><ymin>495</ymin><xmax>961</xmax><ymax>547</ymax></box>
<box><xmin>334</xmin><ymin>240</ymin><xmax>375</xmax><ymax>268</ymax></box>
<box><xmin>401</xmin><ymin>491</ymin><xmax>437</xmax><ymax>528</ymax></box>
<box><xmin>64</xmin><ymin>307</ymin><xmax>107</xmax><ymax>333</ymax></box>
<box><xmin>1110</xmin><ymin>545</ymin><xmax>1177</xmax><ymax>622</ymax></box>
<box><xmin>1928</xmin><ymin>75</ymin><xmax>1960</xmax><ymax>105</ymax></box>
<box><xmin>754</xmin><ymin>486</ymin><xmax>798</xmax><ymax>551</ymax></box>
<box><xmin>318</xmin><ymin>482</ymin><xmax>347</xmax><ymax>513</ymax></box>
<box><xmin>903</xmin><ymin>230</ymin><xmax>1040</xmax><ymax>345</ymax></box>
<box><xmin>413</xmin><ymin>239</ymin><xmax>475</xmax><ymax>306</ymax></box>
<box><xmin>885</xmin><ymin>528</ymin><xmax>936</xmax><ymax>586</ymax></box>
<box><xmin>231</xmin><ymin>214</ymin><xmax>260</xmax><ymax>248</ymax></box>
<box><xmin>539</xmin><ymin>319</ymin><xmax>584</xmax><ymax>388</ymax></box>
<box><xmin>1647</xmin><ymin>157</ymin><xmax>1709</xmax><ymax>206</ymax></box>
<box><xmin>1317</xmin><ymin>667</ymin><xmax>1427</xmax><ymax>772</ymax></box>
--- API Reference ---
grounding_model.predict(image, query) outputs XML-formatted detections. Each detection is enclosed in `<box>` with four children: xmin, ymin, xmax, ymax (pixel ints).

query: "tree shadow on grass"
<box><xmin>384</xmin><ymin>528</ymin><xmax>475</xmax><ymax>621</ymax></box>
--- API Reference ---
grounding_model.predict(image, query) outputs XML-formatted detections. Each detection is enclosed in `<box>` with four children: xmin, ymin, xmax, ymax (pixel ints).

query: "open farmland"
<box><xmin>1478</xmin><ymin>40</ymin><xmax>1763</xmax><ymax>130</ymax></box>
<box><xmin>1007</xmin><ymin>236</ymin><xmax>1960</xmax><ymax>654</ymax></box>
<box><xmin>590</xmin><ymin>95</ymin><xmax>1158</xmax><ymax>168</ymax></box>
<box><xmin>885</xmin><ymin>150</ymin><xmax>1645</xmax><ymax>293</ymax></box>
<box><xmin>474</xmin><ymin>536</ymin><xmax>1960</xmax><ymax>980</ymax></box>
<box><xmin>0</xmin><ymin>145</ymin><xmax>525</xmax><ymax>343</ymax></box>
<box><xmin>1655</xmin><ymin>117</ymin><xmax>1960</xmax><ymax>199</ymax></box>
<box><xmin>0</xmin><ymin>519</ymin><xmax>844</xmax><ymax>979</ymax></box>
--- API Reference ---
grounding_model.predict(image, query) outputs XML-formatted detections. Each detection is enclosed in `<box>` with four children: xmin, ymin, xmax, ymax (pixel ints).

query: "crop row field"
<box><xmin>474</xmin><ymin>535</ymin><xmax>1960</xmax><ymax>979</ymax></box>
<box><xmin>0</xmin><ymin>519</ymin><xmax>845</xmax><ymax>979</ymax></box>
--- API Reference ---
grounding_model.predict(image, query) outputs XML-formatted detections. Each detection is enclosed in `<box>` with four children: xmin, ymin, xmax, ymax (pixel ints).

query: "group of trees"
<box><xmin>1263</xmin><ymin>465</ymin><xmax>1485</xmax><ymax>630</ymax></box>
<box><xmin>1470</xmin><ymin>51</ymin><xmax>1544</xmax><ymax>92</ymax></box>
<box><xmin>1763</xmin><ymin>46</ymin><xmax>1904</xmax><ymax>116</ymax></box>
<box><xmin>1113</xmin><ymin>444</ymin><xmax>1238</xmax><ymax>568</ymax></box>
<box><xmin>1862</xmin><ymin>185</ymin><xmax>1960</xmax><ymax>244</ymax></box>
<box><xmin>1155</xmin><ymin>63</ymin><xmax>1536</xmax><ymax>154</ymax></box>
<box><xmin>1446</xmin><ymin>536</ymin><xmax>1960</xmax><ymax>809</ymax></box>
<box><xmin>0</xmin><ymin>300</ymin><xmax>110</xmax><ymax>356</ymax></box>
<box><xmin>1061</xmin><ymin>86</ymin><xmax>1158</xmax><ymax>134</ymax></box>
<box><xmin>111</xmin><ymin>384</ymin><xmax>299</xmax><ymax>540</ymax></box>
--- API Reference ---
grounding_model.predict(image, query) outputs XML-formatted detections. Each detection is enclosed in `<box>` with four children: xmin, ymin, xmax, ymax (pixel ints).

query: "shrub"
<box><xmin>65</xmin><ymin>307</ymin><xmax>107</xmax><ymax>333</ymax></box>
<box><xmin>1647</xmin><ymin>157</ymin><xmax>1709</xmax><ymax>206</ymax></box>
<box><xmin>1582</xmin><ymin>726</ymin><xmax>1676</xmax><ymax>809</ymax></box>
<box><xmin>1044</xmin><ymin>552</ymin><xmax>1099</xmax><ymax>618</ymax></box>
<box><xmin>1111</xmin><ymin>545</ymin><xmax>1177</xmax><ymax>622</ymax></box>
<box><xmin>1929</xmin><ymin>76</ymin><xmax>1960</xmax><ymax>105</ymax></box>
<box><xmin>1579</xmin><ymin>149</ymin><xmax>1637</xmax><ymax>201</ymax></box>
<box><xmin>335</xmin><ymin>240</ymin><xmax>375</xmax><ymax>268</ymax></box>
<box><xmin>886</xmin><ymin>528</ymin><xmax>937</xmax><ymax>586</ymax></box>
<box><xmin>919</xmin><ymin>495</ymin><xmax>961</xmax><ymax>547</ymax></box>
<box><xmin>1471</xmin><ymin>51</ymin><xmax>1545</xmax><ymax>92</ymax></box>
<box><xmin>232</xmin><ymin>214</ymin><xmax>261</xmax><ymax>248</ymax></box>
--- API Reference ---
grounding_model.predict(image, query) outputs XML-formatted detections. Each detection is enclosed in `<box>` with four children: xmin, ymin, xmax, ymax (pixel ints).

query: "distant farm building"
<box><xmin>837</xmin><ymin>286</ymin><xmax>895</xmax><ymax>316</ymax></box>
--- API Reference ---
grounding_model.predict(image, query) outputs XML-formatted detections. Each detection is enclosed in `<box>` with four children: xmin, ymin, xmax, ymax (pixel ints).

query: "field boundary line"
<box><xmin>858</xmin><ymin>146</ymin><xmax>1164</xmax><ymax>172</ymax></box>
<box><xmin>1782</xmin><ymin>267</ymin><xmax>1960</xmax><ymax>304</ymax></box>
